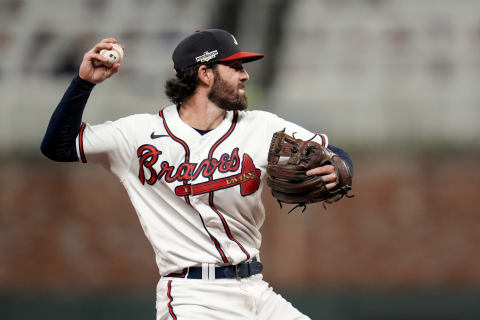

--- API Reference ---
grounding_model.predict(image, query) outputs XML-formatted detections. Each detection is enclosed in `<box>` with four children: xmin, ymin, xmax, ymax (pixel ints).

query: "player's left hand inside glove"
<box><xmin>266</xmin><ymin>130</ymin><xmax>353</xmax><ymax>212</ymax></box>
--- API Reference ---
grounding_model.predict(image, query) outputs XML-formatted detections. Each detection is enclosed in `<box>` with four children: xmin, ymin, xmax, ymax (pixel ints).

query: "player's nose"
<box><xmin>240</xmin><ymin>68</ymin><xmax>249</xmax><ymax>82</ymax></box>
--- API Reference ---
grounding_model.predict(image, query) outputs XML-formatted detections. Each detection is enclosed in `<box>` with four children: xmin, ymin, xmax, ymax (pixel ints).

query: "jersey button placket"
<box><xmin>188</xmin><ymin>151</ymin><xmax>201</xmax><ymax>205</ymax></box>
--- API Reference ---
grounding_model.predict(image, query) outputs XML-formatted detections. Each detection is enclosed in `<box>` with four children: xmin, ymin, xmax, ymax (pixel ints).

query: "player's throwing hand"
<box><xmin>79</xmin><ymin>38</ymin><xmax>123</xmax><ymax>84</ymax></box>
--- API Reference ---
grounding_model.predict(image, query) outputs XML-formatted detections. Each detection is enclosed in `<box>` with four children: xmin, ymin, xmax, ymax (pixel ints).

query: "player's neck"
<box><xmin>178</xmin><ymin>96</ymin><xmax>226</xmax><ymax>131</ymax></box>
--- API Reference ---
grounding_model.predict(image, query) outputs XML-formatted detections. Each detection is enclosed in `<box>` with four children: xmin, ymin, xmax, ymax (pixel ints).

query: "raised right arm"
<box><xmin>40</xmin><ymin>38</ymin><xmax>123</xmax><ymax>162</ymax></box>
<box><xmin>40</xmin><ymin>76</ymin><xmax>95</xmax><ymax>161</ymax></box>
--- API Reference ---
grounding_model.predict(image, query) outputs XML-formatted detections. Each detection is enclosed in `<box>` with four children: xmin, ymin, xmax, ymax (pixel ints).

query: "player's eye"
<box><xmin>231</xmin><ymin>62</ymin><xmax>244</xmax><ymax>71</ymax></box>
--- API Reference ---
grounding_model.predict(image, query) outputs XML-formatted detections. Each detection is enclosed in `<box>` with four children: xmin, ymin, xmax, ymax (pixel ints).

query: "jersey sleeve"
<box><xmin>76</xmin><ymin>115</ymin><xmax>137</xmax><ymax>179</ymax></box>
<box><xmin>262</xmin><ymin>112</ymin><xmax>328</xmax><ymax>147</ymax></box>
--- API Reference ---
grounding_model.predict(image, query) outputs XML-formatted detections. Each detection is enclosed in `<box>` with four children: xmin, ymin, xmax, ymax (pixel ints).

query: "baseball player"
<box><xmin>41</xmin><ymin>29</ymin><xmax>353</xmax><ymax>320</ymax></box>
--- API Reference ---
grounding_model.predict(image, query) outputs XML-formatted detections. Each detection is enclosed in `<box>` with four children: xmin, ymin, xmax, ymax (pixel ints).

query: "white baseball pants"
<box><xmin>155</xmin><ymin>274</ymin><xmax>310</xmax><ymax>320</ymax></box>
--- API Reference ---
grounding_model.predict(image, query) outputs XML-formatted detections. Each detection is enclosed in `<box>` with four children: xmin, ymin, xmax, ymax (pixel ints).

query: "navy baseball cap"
<box><xmin>172</xmin><ymin>29</ymin><xmax>264</xmax><ymax>72</ymax></box>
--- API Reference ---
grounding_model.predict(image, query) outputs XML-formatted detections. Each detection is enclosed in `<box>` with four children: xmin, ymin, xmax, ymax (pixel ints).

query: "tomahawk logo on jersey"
<box><xmin>137</xmin><ymin>144</ymin><xmax>261</xmax><ymax>197</ymax></box>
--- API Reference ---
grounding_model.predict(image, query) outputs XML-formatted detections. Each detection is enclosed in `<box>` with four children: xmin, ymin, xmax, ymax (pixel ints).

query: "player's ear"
<box><xmin>197</xmin><ymin>65</ymin><xmax>214</xmax><ymax>87</ymax></box>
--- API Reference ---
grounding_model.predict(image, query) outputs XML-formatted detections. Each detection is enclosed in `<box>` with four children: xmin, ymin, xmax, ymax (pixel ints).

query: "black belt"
<box><xmin>168</xmin><ymin>259</ymin><xmax>263</xmax><ymax>280</ymax></box>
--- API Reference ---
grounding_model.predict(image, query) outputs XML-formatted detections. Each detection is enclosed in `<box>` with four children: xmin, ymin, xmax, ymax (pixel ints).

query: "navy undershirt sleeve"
<box><xmin>40</xmin><ymin>75</ymin><xmax>95</xmax><ymax>162</ymax></box>
<box><xmin>328</xmin><ymin>144</ymin><xmax>354</xmax><ymax>176</ymax></box>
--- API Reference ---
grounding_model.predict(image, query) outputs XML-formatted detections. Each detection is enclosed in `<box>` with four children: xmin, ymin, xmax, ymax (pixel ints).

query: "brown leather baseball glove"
<box><xmin>266</xmin><ymin>130</ymin><xmax>353</xmax><ymax>212</ymax></box>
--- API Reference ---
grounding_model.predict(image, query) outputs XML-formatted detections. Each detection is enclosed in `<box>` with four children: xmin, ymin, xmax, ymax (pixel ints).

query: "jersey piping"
<box><xmin>159</xmin><ymin>109</ymin><xmax>191</xmax><ymax>205</ymax></box>
<box><xmin>79</xmin><ymin>122</ymin><xmax>87</xmax><ymax>163</ymax></box>
<box><xmin>167</xmin><ymin>280</ymin><xmax>177</xmax><ymax>320</ymax></box>
<box><xmin>158</xmin><ymin>108</ymin><xmax>229</xmax><ymax>263</ymax></box>
<box><xmin>206</xmin><ymin>111</ymin><xmax>251</xmax><ymax>260</ymax></box>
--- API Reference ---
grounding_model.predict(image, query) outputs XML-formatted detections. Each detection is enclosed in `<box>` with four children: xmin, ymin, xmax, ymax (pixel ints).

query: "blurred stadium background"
<box><xmin>1</xmin><ymin>0</ymin><xmax>480</xmax><ymax>319</ymax></box>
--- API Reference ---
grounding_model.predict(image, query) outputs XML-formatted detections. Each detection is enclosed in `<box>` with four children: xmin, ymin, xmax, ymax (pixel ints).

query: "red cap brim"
<box><xmin>220</xmin><ymin>52</ymin><xmax>264</xmax><ymax>63</ymax></box>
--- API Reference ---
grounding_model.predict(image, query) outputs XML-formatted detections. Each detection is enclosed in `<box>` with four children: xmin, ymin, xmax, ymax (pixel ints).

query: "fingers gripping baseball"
<box><xmin>79</xmin><ymin>38</ymin><xmax>124</xmax><ymax>84</ymax></box>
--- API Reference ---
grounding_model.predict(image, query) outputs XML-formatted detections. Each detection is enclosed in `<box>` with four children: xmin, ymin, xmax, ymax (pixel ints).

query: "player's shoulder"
<box><xmin>130</xmin><ymin>112</ymin><xmax>160</xmax><ymax>122</ymax></box>
<box><xmin>237</xmin><ymin>108</ymin><xmax>280</xmax><ymax>122</ymax></box>
<box><xmin>116</xmin><ymin>111</ymin><xmax>162</xmax><ymax>124</ymax></box>
<box><xmin>103</xmin><ymin>111</ymin><xmax>164</xmax><ymax>135</ymax></box>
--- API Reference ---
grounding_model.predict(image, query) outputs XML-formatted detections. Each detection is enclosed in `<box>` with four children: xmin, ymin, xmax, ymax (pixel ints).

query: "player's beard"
<box><xmin>208</xmin><ymin>69</ymin><xmax>248</xmax><ymax>111</ymax></box>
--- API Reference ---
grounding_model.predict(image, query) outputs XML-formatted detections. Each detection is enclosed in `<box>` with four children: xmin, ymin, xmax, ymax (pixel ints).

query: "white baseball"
<box><xmin>100</xmin><ymin>43</ymin><xmax>124</xmax><ymax>65</ymax></box>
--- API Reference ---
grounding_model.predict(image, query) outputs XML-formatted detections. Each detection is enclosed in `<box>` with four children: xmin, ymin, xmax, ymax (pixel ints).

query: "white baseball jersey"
<box><xmin>76</xmin><ymin>105</ymin><xmax>328</xmax><ymax>276</ymax></box>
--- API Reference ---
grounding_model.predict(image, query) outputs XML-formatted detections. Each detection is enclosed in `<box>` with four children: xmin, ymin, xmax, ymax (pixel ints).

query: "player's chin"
<box><xmin>237</xmin><ymin>97</ymin><xmax>248</xmax><ymax>110</ymax></box>
<box><xmin>225</xmin><ymin>95</ymin><xmax>248</xmax><ymax>111</ymax></box>
<box><xmin>239</xmin><ymin>92</ymin><xmax>248</xmax><ymax>108</ymax></box>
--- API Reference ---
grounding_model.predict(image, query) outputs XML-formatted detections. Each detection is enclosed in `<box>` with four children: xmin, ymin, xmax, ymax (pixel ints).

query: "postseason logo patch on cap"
<box><xmin>195</xmin><ymin>50</ymin><xmax>219</xmax><ymax>63</ymax></box>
